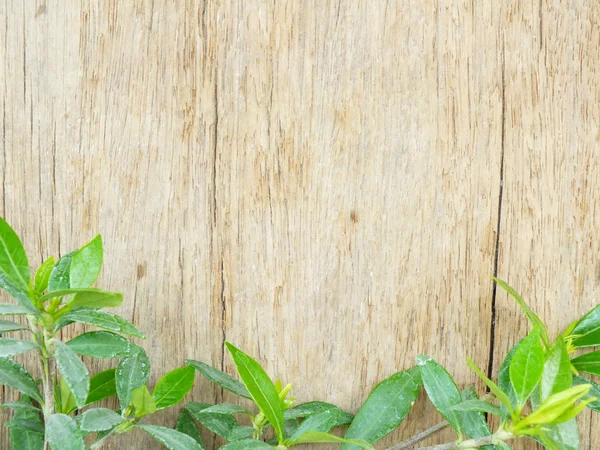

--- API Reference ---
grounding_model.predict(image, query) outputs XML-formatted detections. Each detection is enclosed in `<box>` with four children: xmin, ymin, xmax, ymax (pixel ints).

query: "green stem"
<box><xmin>417</xmin><ymin>430</ymin><xmax>515</xmax><ymax>449</ymax></box>
<box><xmin>34</xmin><ymin>320</ymin><xmax>56</xmax><ymax>450</ymax></box>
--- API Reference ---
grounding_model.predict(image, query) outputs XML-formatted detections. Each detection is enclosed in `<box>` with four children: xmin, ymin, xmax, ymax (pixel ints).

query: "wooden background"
<box><xmin>1</xmin><ymin>1</ymin><xmax>599</xmax><ymax>448</ymax></box>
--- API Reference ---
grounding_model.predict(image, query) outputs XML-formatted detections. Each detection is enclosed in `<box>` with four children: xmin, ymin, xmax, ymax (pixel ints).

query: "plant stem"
<box><xmin>90</xmin><ymin>427</ymin><xmax>119</xmax><ymax>449</ymax></box>
<box><xmin>37</xmin><ymin>322</ymin><xmax>56</xmax><ymax>450</ymax></box>
<box><xmin>417</xmin><ymin>430</ymin><xmax>514</xmax><ymax>449</ymax></box>
<box><xmin>387</xmin><ymin>421</ymin><xmax>449</xmax><ymax>450</ymax></box>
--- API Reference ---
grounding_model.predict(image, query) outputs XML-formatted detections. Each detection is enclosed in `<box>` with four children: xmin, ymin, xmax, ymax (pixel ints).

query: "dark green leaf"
<box><xmin>80</xmin><ymin>408</ymin><xmax>123</xmax><ymax>432</ymax></box>
<box><xmin>56</xmin><ymin>308</ymin><xmax>145</xmax><ymax>338</ymax></box>
<box><xmin>0</xmin><ymin>401</ymin><xmax>41</xmax><ymax>412</ymax></box>
<box><xmin>195</xmin><ymin>403</ymin><xmax>250</xmax><ymax>415</ymax></box>
<box><xmin>48</xmin><ymin>251</ymin><xmax>76</xmax><ymax>292</ymax></box>
<box><xmin>176</xmin><ymin>408</ymin><xmax>204</xmax><ymax>448</ymax></box>
<box><xmin>9</xmin><ymin>396</ymin><xmax>43</xmax><ymax>450</ymax></box>
<box><xmin>185</xmin><ymin>402</ymin><xmax>238</xmax><ymax>439</ymax></box>
<box><xmin>571</xmin><ymin>304</ymin><xmax>600</xmax><ymax>348</ymax></box>
<box><xmin>284</xmin><ymin>401</ymin><xmax>353</xmax><ymax>424</ymax></box>
<box><xmin>0</xmin><ymin>272</ymin><xmax>37</xmax><ymax>313</ymax></box>
<box><xmin>0</xmin><ymin>319</ymin><xmax>28</xmax><ymax>333</ymax></box>
<box><xmin>498</xmin><ymin>340</ymin><xmax>522</xmax><ymax>409</ymax></box>
<box><xmin>132</xmin><ymin>385</ymin><xmax>156</xmax><ymax>417</ymax></box>
<box><xmin>546</xmin><ymin>420</ymin><xmax>579</xmax><ymax>450</ymax></box>
<box><xmin>541</xmin><ymin>338</ymin><xmax>572</xmax><ymax>402</ymax></box>
<box><xmin>572</xmin><ymin>375</ymin><xmax>600</xmax><ymax>412</ymax></box>
<box><xmin>138</xmin><ymin>424</ymin><xmax>203</xmax><ymax>450</ymax></box>
<box><xmin>55</xmin><ymin>340</ymin><xmax>90</xmax><ymax>408</ymax></box>
<box><xmin>86</xmin><ymin>369</ymin><xmax>117</xmax><ymax>405</ymax></box>
<box><xmin>34</xmin><ymin>257</ymin><xmax>54</xmax><ymax>293</ymax></box>
<box><xmin>228</xmin><ymin>425</ymin><xmax>254</xmax><ymax>441</ymax></box>
<box><xmin>0</xmin><ymin>357</ymin><xmax>42</xmax><ymax>403</ymax></box>
<box><xmin>67</xmin><ymin>331</ymin><xmax>132</xmax><ymax>359</ymax></box>
<box><xmin>6</xmin><ymin>419</ymin><xmax>45</xmax><ymax>433</ymax></box>
<box><xmin>457</xmin><ymin>388</ymin><xmax>497</xmax><ymax>449</ymax></box>
<box><xmin>185</xmin><ymin>359</ymin><xmax>251</xmax><ymax>399</ymax></box>
<box><xmin>46</xmin><ymin>414</ymin><xmax>85</xmax><ymax>450</ymax></box>
<box><xmin>0</xmin><ymin>217</ymin><xmax>30</xmax><ymax>291</ymax></box>
<box><xmin>0</xmin><ymin>338</ymin><xmax>38</xmax><ymax>357</ymax></box>
<box><xmin>510</xmin><ymin>328</ymin><xmax>544</xmax><ymax>408</ymax></box>
<box><xmin>69</xmin><ymin>235</ymin><xmax>103</xmax><ymax>288</ymax></box>
<box><xmin>0</xmin><ymin>304</ymin><xmax>33</xmax><ymax>316</ymax></box>
<box><xmin>572</xmin><ymin>350</ymin><xmax>600</xmax><ymax>376</ymax></box>
<box><xmin>116</xmin><ymin>345</ymin><xmax>150</xmax><ymax>407</ymax></box>
<box><xmin>449</xmin><ymin>399</ymin><xmax>503</xmax><ymax>416</ymax></box>
<box><xmin>220</xmin><ymin>440</ymin><xmax>274</xmax><ymax>449</ymax></box>
<box><xmin>152</xmin><ymin>366</ymin><xmax>195</xmax><ymax>410</ymax></box>
<box><xmin>343</xmin><ymin>367</ymin><xmax>421</xmax><ymax>449</ymax></box>
<box><xmin>291</xmin><ymin>431</ymin><xmax>374</xmax><ymax>448</ymax></box>
<box><xmin>289</xmin><ymin>409</ymin><xmax>348</xmax><ymax>444</ymax></box>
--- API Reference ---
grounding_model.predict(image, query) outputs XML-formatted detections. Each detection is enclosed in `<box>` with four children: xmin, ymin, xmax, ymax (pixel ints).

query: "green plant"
<box><xmin>0</xmin><ymin>217</ymin><xmax>196</xmax><ymax>449</ymax></box>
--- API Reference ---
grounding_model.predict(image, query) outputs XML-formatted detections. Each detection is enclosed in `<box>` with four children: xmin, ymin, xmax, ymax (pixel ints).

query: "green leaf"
<box><xmin>0</xmin><ymin>272</ymin><xmax>37</xmax><ymax>313</ymax></box>
<box><xmin>1</xmin><ymin>401</ymin><xmax>41</xmax><ymax>412</ymax></box>
<box><xmin>284</xmin><ymin>401</ymin><xmax>353</xmax><ymax>424</ymax></box>
<box><xmin>9</xmin><ymin>396</ymin><xmax>43</xmax><ymax>450</ymax></box>
<box><xmin>225</xmin><ymin>342</ymin><xmax>285</xmax><ymax>443</ymax></box>
<box><xmin>67</xmin><ymin>331</ymin><xmax>132</xmax><ymax>359</ymax></box>
<box><xmin>572</xmin><ymin>375</ymin><xmax>600</xmax><ymax>412</ymax></box>
<box><xmin>116</xmin><ymin>345</ymin><xmax>150</xmax><ymax>407</ymax></box>
<box><xmin>80</xmin><ymin>408</ymin><xmax>123</xmax><ymax>432</ymax></box>
<box><xmin>228</xmin><ymin>425</ymin><xmax>254</xmax><ymax>441</ymax></box>
<box><xmin>290</xmin><ymin>431</ymin><xmax>374</xmax><ymax>448</ymax></box>
<box><xmin>342</xmin><ymin>367</ymin><xmax>421</xmax><ymax>449</ymax></box>
<box><xmin>449</xmin><ymin>399</ymin><xmax>504</xmax><ymax>416</ymax></box>
<box><xmin>58</xmin><ymin>376</ymin><xmax>77</xmax><ymax>414</ymax></box>
<box><xmin>185</xmin><ymin>359</ymin><xmax>251</xmax><ymax>399</ymax></box>
<box><xmin>185</xmin><ymin>402</ymin><xmax>238</xmax><ymax>438</ymax></box>
<box><xmin>86</xmin><ymin>369</ymin><xmax>117</xmax><ymax>405</ymax></box>
<box><xmin>466</xmin><ymin>357</ymin><xmax>513</xmax><ymax>413</ymax></box>
<box><xmin>56</xmin><ymin>308</ymin><xmax>145</xmax><ymax>338</ymax></box>
<box><xmin>288</xmin><ymin>409</ymin><xmax>348</xmax><ymax>444</ymax></box>
<box><xmin>138</xmin><ymin>424</ymin><xmax>203</xmax><ymax>450</ymax></box>
<box><xmin>176</xmin><ymin>408</ymin><xmax>204</xmax><ymax>448</ymax></box>
<box><xmin>152</xmin><ymin>366</ymin><xmax>195</xmax><ymax>410</ymax></box>
<box><xmin>571</xmin><ymin>304</ymin><xmax>600</xmax><ymax>348</ymax></box>
<box><xmin>457</xmin><ymin>388</ymin><xmax>498</xmax><ymax>449</ymax></box>
<box><xmin>132</xmin><ymin>385</ymin><xmax>157</xmax><ymax>417</ymax></box>
<box><xmin>0</xmin><ymin>338</ymin><xmax>38</xmax><ymax>357</ymax></box>
<box><xmin>0</xmin><ymin>319</ymin><xmax>28</xmax><ymax>333</ymax></box>
<box><xmin>517</xmin><ymin>384</ymin><xmax>591</xmax><ymax>427</ymax></box>
<box><xmin>0</xmin><ymin>358</ymin><xmax>43</xmax><ymax>403</ymax></box>
<box><xmin>41</xmin><ymin>288</ymin><xmax>123</xmax><ymax>308</ymax></box>
<box><xmin>69</xmin><ymin>235</ymin><xmax>103</xmax><ymax>288</ymax></box>
<box><xmin>0</xmin><ymin>217</ymin><xmax>30</xmax><ymax>290</ymax></box>
<box><xmin>0</xmin><ymin>304</ymin><xmax>34</xmax><ymax>316</ymax></box>
<box><xmin>510</xmin><ymin>328</ymin><xmax>544</xmax><ymax>408</ymax></box>
<box><xmin>194</xmin><ymin>403</ymin><xmax>250</xmax><ymax>415</ymax></box>
<box><xmin>54</xmin><ymin>340</ymin><xmax>90</xmax><ymax>408</ymax></box>
<box><xmin>220</xmin><ymin>440</ymin><xmax>274</xmax><ymax>449</ymax></box>
<box><xmin>45</xmin><ymin>414</ymin><xmax>85</xmax><ymax>450</ymax></box>
<box><xmin>6</xmin><ymin>419</ymin><xmax>45</xmax><ymax>433</ymax></box>
<box><xmin>498</xmin><ymin>340</ymin><xmax>522</xmax><ymax>409</ymax></box>
<box><xmin>541</xmin><ymin>338</ymin><xmax>572</xmax><ymax>402</ymax></box>
<box><xmin>545</xmin><ymin>420</ymin><xmax>580</xmax><ymax>450</ymax></box>
<box><xmin>493</xmin><ymin>277</ymin><xmax>549</xmax><ymax>345</ymax></box>
<box><xmin>34</xmin><ymin>257</ymin><xmax>55</xmax><ymax>293</ymax></box>
<box><xmin>48</xmin><ymin>251</ymin><xmax>76</xmax><ymax>292</ymax></box>
<box><xmin>571</xmin><ymin>350</ymin><xmax>600</xmax><ymax>376</ymax></box>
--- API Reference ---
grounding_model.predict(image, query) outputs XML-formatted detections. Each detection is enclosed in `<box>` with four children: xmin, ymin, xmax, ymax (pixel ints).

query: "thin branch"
<box><xmin>387</xmin><ymin>421</ymin><xmax>449</xmax><ymax>450</ymax></box>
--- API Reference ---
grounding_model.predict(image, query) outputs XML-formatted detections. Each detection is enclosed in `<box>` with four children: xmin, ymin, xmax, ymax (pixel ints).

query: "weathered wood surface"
<box><xmin>0</xmin><ymin>1</ymin><xmax>598</xmax><ymax>448</ymax></box>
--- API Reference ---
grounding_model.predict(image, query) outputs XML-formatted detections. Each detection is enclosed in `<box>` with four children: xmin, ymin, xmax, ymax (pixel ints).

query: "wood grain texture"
<box><xmin>0</xmin><ymin>1</ymin><xmax>597</xmax><ymax>449</ymax></box>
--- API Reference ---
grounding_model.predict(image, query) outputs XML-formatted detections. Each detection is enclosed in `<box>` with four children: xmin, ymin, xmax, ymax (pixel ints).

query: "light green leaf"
<box><xmin>0</xmin><ymin>358</ymin><xmax>43</xmax><ymax>403</ymax></box>
<box><xmin>46</xmin><ymin>414</ymin><xmax>85</xmax><ymax>450</ymax></box>
<box><xmin>67</xmin><ymin>331</ymin><xmax>132</xmax><ymax>359</ymax></box>
<box><xmin>0</xmin><ymin>338</ymin><xmax>38</xmax><ymax>357</ymax></box>
<box><xmin>0</xmin><ymin>319</ymin><xmax>28</xmax><ymax>333</ymax></box>
<box><xmin>152</xmin><ymin>366</ymin><xmax>195</xmax><ymax>410</ymax></box>
<box><xmin>510</xmin><ymin>328</ymin><xmax>544</xmax><ymax>408</ymax></box>
<box><xmin>0</xmin><ymin>217</ymin><xmax>30</xmax><ymax>290</ymax></box>
<box><xmin>571</xmin><ymin>350</ymin><xmax>600</xmax><ymax>376</ymax></box>
<box><xmin>116</xmin><ymin>346</ymin><xmax>150</xmax><ymax>407</ymax></box>
<box><xmin>58</xmin><ymin>376</ymin><xmax>76</xmax><ymax>414</ymax></box>
<box><xmin>541</xmin><ymin>338</ymin><xmax>572</xmax><ymax>402</ymax></box>
<box><xmin>185</xmin><ymin>402</ymin><xmax>238</xmax><ymax>438</ymax></box>
<box><xmin>571</xmin><ymin>304</ymin><xmax>600</xmax><ymax>348</ymax></box>
<box><xmin>493</xmin><ymin>277</ymin><xmax>549</xmax><ymax>346</ymax></box>
<box><xmin>69</xmin><ymin>235</ymin><xmax>103</xmax><ymax>289</ymax></box>
<box><xmin>138</xmin><ymin>424</ymin><xmax>203</xmax><ymax>450</ymax></box>
<box><xmin>34</xmin><ymin>257</ymin><xmax>55</xmax><ymax>293</ymax></box>
<box><xmin>48</xmin><ymin>251</ymin><xmax>76</xmax><ymax>292</ymax></box>
<box><xmin>86</xmin><ymin>369</ymin><xmax>117</xmax><ymax>406</ymax></box>
<box><xmin>193</xmin><ymin>403</ymin><xmax>250</xmax><ymax>416</ymax></box>
<box><xmin>80</xmin><ymin>408</ymin><xmax>123</xmax><ymax>432</ymax></box>
<box><xmin>289</xmin><ymin>409</ymin><xmax>347</xmax><ymax>444</ymax></box>
<box><xmin>41</xmin><ymin>288</ymin><xmax>123</xmax><ymax>308</ymax></box>
<box><xmin>498</xmin><ymin>340</ymin><xmax>522</xmax><ymax>409</ymax></box>
<box><xmin>185</xmin><ymin>359</ymin><xmax>251</xmax><ymax>399</ymax></box>
<box><xmin>176</xmin><ymin>409</ymin><xmax>204</xmax><ymax>448</ymax></box>
<box><xmin>290</xmin><ymin>431</ymin><xmax>374</xmax><ymax>448</ymax></box>
<box><xmin>466</xmin><ymin>357</ymin><xmax>513</xmax><ymax>413</ymax></box>
<box><xmin>9</xmin><ymin>396</ymin><xmax>43</xmax><ymax>450</ymax></box>
<box><xmin>54</xmin><ymin>340</ymin><xmax>90</xmax><ymax>408</ymax></box>
<box><xmin>220</xmin><ymin>440</ymin><xmax>274</xmax><ymax>449</ymax></box>
<box><xmin>342</xmin><ymin>367</ymin><xmax>421</xmax><ymax>449</ymax></box>
<box><xmin>0</xmin><ymin>304</ymin><xmax>34</xmax><ymax>316</ymax></box>
<box><xmin>132</xmin><ymin>385</ymin><xmax>156</xmax><ymax>417</ymax></box>
<box><xmin>225</xmin><ymin>342</ymin><xmax>285</xmax><ymax>443</ymax></box>
<box><xmin>5</xmin><ymin>419</ymin><xmax>44</xmax><ymax>433</ymax></box>
<box><xmin>518</xmin><ymin>384</ymin><xmax>591</xmax><ymax>427</ymax></box>
<box><xmin>449</xmin><ymin>399</ymin><xmax>504</xmax><ymax>416</ymax></box>
<box><xmin>0</xmin><ymin>272</ymin><xmax>37</xmax><ymax>313</ymax></box>
<box><xmin>572</xmin><ymin>375</ymin><xmax>600</xmax><ymax>412</ymax></box>
<box><xmin>56</xmin><ymin>308</ymin><xmax>145</xmax><ymax>338</ymax></box>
